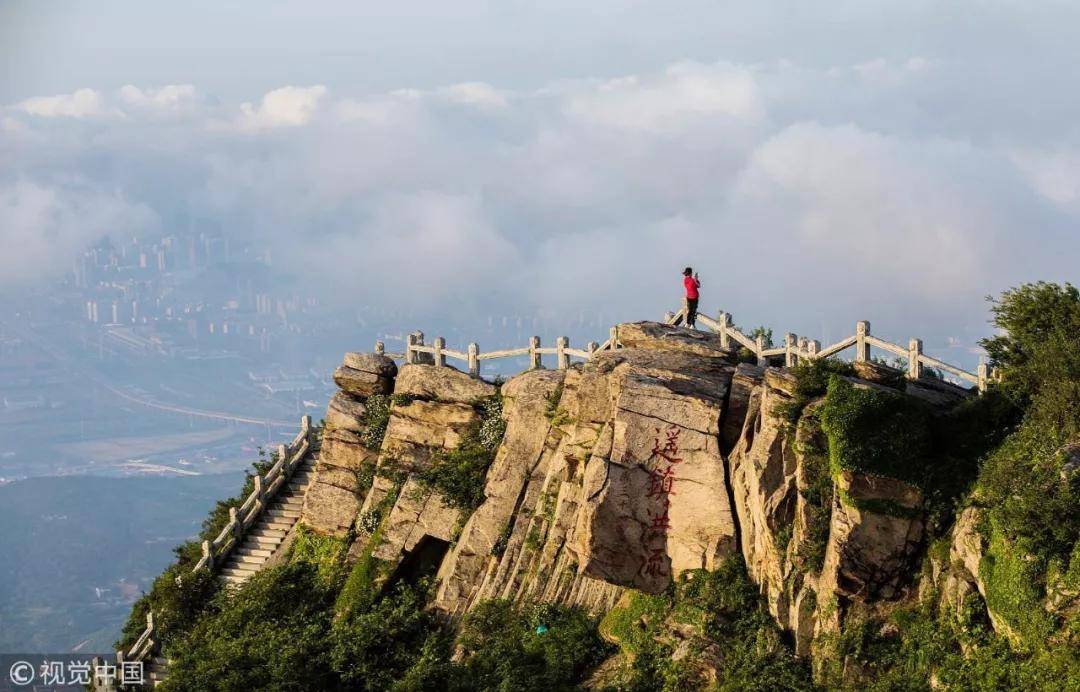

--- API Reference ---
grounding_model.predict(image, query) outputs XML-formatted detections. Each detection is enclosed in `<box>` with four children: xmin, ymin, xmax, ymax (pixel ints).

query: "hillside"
<box><xmin>117</xmin><ymin>282</ymin><xmax>1079</xmax><ymax>691</ymax></box>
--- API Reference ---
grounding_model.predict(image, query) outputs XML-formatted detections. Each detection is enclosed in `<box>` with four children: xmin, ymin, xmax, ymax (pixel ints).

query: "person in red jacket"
<box><xmin>683</xmin><ymin>267</ymin><xmax>701</xmax><ymax>328</ymax></box>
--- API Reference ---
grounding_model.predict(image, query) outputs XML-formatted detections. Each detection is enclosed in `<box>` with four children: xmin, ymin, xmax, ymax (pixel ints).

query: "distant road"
<box><xmin>4</xmin><ymin>319</ymin><xmax>296</xmax><ymax>430</ymax></box>
<box><xmin>102</xmin><ymin>381</ymin><xmax>295</xmax><ymax>428</ymax></box>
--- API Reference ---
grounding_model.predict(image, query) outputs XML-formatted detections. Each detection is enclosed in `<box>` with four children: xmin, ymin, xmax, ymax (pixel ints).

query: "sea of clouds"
<box><xmin>2</xmin><ymin>55</ymin><xmax>1079</xmax><ymax>357</ymax></box>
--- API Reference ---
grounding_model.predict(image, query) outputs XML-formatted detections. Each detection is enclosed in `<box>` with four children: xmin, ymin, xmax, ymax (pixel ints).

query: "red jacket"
<box><xmin>684</xmin><ymin>275</ymin><xmax>700</xmax><ymax>300</ymax></box>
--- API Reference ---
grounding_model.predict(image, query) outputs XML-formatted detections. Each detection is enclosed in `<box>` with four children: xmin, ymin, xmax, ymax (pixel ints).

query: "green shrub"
<box><xmin>819</xmin><ymin>376</ymin><xmax>932</xmax><ymax>487</ymax></box>
<box><xmin>603</xmin><ymin>557</ymin><xmax>813</xmax><ymax>691</ymax></box>
<box><xmin>774</xmin><ymin>359</ymin><xmax>856</xmax><ymax>429</ymax></box>
<box><xmin>331</xmin><ymin>579</ymin><xmax>445</xmax><ymax>691</ymax></box>
<box><xmin>455</xmin><ymin>600</ymin><xmax>613</xmax><ymax>691</ymax></box>
<box><xmin>981</xmin><ymin>281</ymin><xmax>1080</xmax><ymax>405</ymax></box>
<box><xmin>360</xmin><ymin>393</ymin><xmax>392</xmax><ymax>450</ymax></box>
<box><xmin>161</xmin><ymin>562</ymin><xmax>337</xmax><ymax>691</ymax></box>
<box><xmin>476</xmin><ymin>395</ymin><xmax>507</xmax><ymax>451</ymax></box>
<box><xmin>290</xmin><ymin>524</ymin><xmax>348</xmax><ymax>584</ymax></box>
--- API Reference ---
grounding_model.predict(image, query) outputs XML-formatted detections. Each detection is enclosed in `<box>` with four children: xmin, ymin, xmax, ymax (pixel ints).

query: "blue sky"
<box><xmin>2</xmin><ymin>1</ymin><xmax>1079</xmax><ymax>360</ymax></box>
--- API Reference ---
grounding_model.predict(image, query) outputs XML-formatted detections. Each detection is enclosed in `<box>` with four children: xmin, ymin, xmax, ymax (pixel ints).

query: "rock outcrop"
<box><xmin>302</xmin><ymin>353</ymin><xmax>397</xmax><ymax>536</ymax></box>
<box><xmin>359</xmin><ymin>364</ymin><xmax>497</xmax><ymax>566</ymax></box>
<box><xmin>307</xmin><ymin>321</ymin><xmax>963</xmax><ymax>657</ymax></box>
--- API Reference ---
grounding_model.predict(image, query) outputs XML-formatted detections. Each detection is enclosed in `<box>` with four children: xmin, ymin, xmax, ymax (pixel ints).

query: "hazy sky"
<box><xmin>2</xmin><ymin>1</ymin><xmax>1079</xmax><ymax>358</ymax></box>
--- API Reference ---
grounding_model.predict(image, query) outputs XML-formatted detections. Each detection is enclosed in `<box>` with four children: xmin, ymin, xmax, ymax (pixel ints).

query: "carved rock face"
<box><xmin>572</xmin><ymin>349</ymin><xmax>738</xmax><ymax>593</ymax></box>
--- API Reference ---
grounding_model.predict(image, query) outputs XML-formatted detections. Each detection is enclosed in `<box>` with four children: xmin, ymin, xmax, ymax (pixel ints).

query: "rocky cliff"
<box><xmin>298</xmin><ymin>321</ymin><xmax>1003</xmax><ymax>668</ymax></box>
<box><xmin>118</xmin><ymin>283</ymin><xmax>1080</xmax><ymax>689</ymax></box>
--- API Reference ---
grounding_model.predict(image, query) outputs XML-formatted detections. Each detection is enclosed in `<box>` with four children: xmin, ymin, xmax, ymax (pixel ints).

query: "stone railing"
<box><xmin>664</xmin><ymin>305</ymin><xmax>994</xmax><ymax>392</ymax></box>
<box><xmin>376</xmin><ymin>328</ymin><xmax>623</xmax><ymax>377</ymax></box>
<box><xmin>110</xmin><ymin>415</ymin><xmax>313</xmax><ymax>680</ymax></box>
<box><xmin>194</xmin><ymin>414</ymin><xmax>312</xmax><ymax>572</ymax></box>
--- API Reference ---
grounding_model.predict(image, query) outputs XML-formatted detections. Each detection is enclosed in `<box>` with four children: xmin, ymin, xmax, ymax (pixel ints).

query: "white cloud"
<box><xmin>438</xmin><ymin>82</ymin><xmax>508</xmax><ymax>109</ymax></box>
<box><xmin>15</xmin><ymin>88</ymin><xmax>108</xmax><ymax>118</ymax></box>
<box><xmin>235</xmin><ymin>85</ymin><xmax>327</xmax><ymax>130</ymax></box>
<box><xmin>1009</xmin><ymin>147</ymin><xmax>1080</xmax><ymax>208</ymax></box>
<box><xmin>563</xmin><ymin>61</ymin><xmax>763</xmax><ymax>132</ymax></box>
<box><xmin>118</xmin><ymin>84</ymin><xmax>198</xmax><ymax>111</ymax></box>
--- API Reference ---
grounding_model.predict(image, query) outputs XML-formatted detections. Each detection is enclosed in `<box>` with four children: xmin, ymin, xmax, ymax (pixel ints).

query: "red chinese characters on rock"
<box><xmin>641</xmin><ymin>424</ymin><xmax>682</xmax><ymax>579</ymax></box>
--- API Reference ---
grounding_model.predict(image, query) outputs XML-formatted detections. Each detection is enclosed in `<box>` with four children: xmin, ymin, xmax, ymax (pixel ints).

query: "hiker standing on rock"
<box><xmin>683</xmin><ymin>267</ymin><xmax>700</xmax><ymax>328</ymax></box>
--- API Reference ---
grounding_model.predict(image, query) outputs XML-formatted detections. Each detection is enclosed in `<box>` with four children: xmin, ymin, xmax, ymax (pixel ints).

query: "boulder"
<box><xmin>343</xmin><ymin>352</ymin><xmax>398</xmax><ymax>378</ymax></box>
<box><xmin>394</xmin><ymin>363</ymin><xmax>497</xmax><ymax>404</ymax></box>
<box><xmin>616</xmin><ymin>321</ymin><xmax>734</xmax><ymax>359</ymax></box>
<box><xmin>852</xmin><ymin>361</ymin><xmax>906</xmax><ymax>389</ymax></box>
<box><xmin>333</xmin><ymin>353</ymin><xmax>397</xmax><ymax>397</ymax></box>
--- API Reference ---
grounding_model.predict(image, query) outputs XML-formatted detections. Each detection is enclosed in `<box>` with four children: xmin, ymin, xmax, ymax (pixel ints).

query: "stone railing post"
<box><xmin>253</xmin><ymin>475</ymin><xmax>265</xmax><ymax>509</ymax></box>
<box><xmin>201</xmin><ymin>540</ymin><xmax>214</xmax><ymax>571</ymax></box>
<box><xmin>908</xmin><ymin>339</ymin><xmax>923</xmax><ymax>379</ymax></box>
<box><xmin>856</xmin><ymin>321</ymin><xmax>871</xmax><ymax>362</ymax></box>
<box><xmin>405</xmin><ymin>333</ymin><xmax>418</xmax><ymax>364</ymax></box>
<box><xmin>798</xmin><ymin>337</ymin><xmax>809</xmax><ymax>360</ymax></box>
<box><xmin>230</xmin><ymin>507</ymin><xmax>242</xmax><ymax>539</ymax></box>
<box><xmin>807</xmin><ymin>339</ymin><xmax>819</xmax><ymax>359</ymax></box>
<box><xmin>663</xmin><ymin>311</ymin><xmax>675</xmax><ymax>323</ymax></box>
<box><xmin>717</xmin><ymin>312</ymin><xmax>731</xmax><ymax>350</ymax></box>
<box><xmin>978</xmin><ymin>362</ymin><xmax>988</xmax><ymax>393</ymax></box>
<box><xmin>374</xmin><ymin>340</ymin><xmax>385</xmax><ymax>355</ymax></box>
<box><xmin>468</xmin><ymin>342</ymin><xmax>479</xmax><ymax>377</ymax></box>
<box><xmin>433</xmin><ymin>337</ymin><xmax>445</xmax><ymax>368</ymax></box>
<box><xmin>277</xmin><ymin>443</ymin><xmax>288</xmax><ymax>473</ymax></box>
<box><xmin>301</xmin><ymin>414</ymin><xmax>311</xmax><ymax>435</ymax></box>
<box><xmin>529</xmin><ymin>336</ymin><xmax>542</xmax><ymax>369</ymax></box>
<box><xmin>784</xmin><ymin>333</ymin><xmax>796</xmax><ymax>367</ymax></box>
<box><xmin>609</xmin><ymin>326</ymin><xmax>618</xmax><ymax>349</ymax></box>
<box><xmin>587</xmin><ymin>341</ymin><xmax>598</xmax><ymax>358</ymax></box>
<box><xmin>556</xmin><ymin>336</ymin><xmax>569</xmax><ymax>370</ymax></box>
<box><xmin>755</xmin><ymin>334</ymin><xmax>766</xmax><ymax>366</ymax></box>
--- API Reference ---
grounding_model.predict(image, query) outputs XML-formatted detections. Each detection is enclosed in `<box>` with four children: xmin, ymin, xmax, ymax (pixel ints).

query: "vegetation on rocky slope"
<box><xmin>414</xmin><ymin>394</ymin><xmax>506</xmax><ymax>512</ymax></box>
<box><xmin>600</xmin><ymin>556</ymin><xmax>813</xmax><ymax>691</ymax></box>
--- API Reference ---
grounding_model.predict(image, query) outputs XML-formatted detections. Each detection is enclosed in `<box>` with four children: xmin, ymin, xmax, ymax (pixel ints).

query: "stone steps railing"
<box><xmin>376</xmin><ymin>328</ymin><xmax>623</xmax><ymax>376</ymax></box>
<box><xmin>195</xmin><ymin>414</ymin><xmax>312</xmax><ymax>572</ymax></box>
<box><xmin>111</xmin><ymin>415</ymin><xmax>313</xmax><ymax>682</ymax></box>
<box><xmin>664</xmin><ymin>305</ymin><xmax>994</xmax><ymax>392</ymax></box>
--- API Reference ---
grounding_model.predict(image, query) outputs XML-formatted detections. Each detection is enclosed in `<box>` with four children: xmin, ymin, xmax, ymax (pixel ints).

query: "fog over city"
<box><xmin>1</xmin><ymin>0</ymin><xmax>1078</xmax><ymax>654</ymax></box>
<box><xmin>4</xmin><ymin>2</ymin><xmax>1080</xmax><ymax>344</ymax></box>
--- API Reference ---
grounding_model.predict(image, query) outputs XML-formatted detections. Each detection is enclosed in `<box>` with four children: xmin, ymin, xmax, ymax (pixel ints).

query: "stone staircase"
<box><xmin>218</xmin><ymin>452</ymin><xmax>318</xmax><ymax>586</ymax></box>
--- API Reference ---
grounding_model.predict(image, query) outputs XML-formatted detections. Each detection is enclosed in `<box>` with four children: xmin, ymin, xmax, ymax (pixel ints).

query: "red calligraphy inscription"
<box><xmin>640</xmin><ymin>424</ymin><xmax>682</xmax><ymax>578</ymax></box>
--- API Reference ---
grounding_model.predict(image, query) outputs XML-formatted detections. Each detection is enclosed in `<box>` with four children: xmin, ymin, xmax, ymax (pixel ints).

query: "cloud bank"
<box><xmin>2</xmin><ymin>58</ymin><xmax>1078</xmax><ymax>355</ymax></box>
